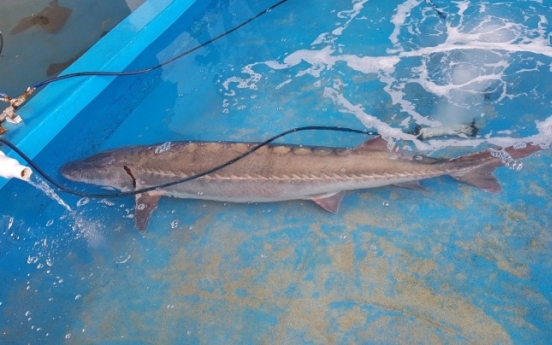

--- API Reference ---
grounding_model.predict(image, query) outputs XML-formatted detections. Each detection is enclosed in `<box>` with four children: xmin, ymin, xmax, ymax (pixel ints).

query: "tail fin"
<box><xmin>449</xmin><ymin>143</ymin><xmax>541</xmax><ymax>193</ymax></box>
<box><xmin>451</xmin><ymin>161</ymin><xmax>502</xmax><ymax>193</ymax></box>
<box><xmin>504</xmin><ymin>143</ymin><xmax>541</xmax><ymax>159</ymax></box>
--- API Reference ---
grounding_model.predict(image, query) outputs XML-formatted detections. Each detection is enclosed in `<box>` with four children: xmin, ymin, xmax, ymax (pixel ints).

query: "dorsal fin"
<box><xmin>354</xmin><ymin>136</ymin><xmax>390</xmax><ymax>152</ymax></box>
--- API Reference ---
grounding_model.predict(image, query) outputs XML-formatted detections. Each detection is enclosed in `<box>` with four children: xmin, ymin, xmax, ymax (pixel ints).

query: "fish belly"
<box><xmin>160</xmin><ymin>174</ymin><xmax>425</xmax><ymax>202</ymax></box>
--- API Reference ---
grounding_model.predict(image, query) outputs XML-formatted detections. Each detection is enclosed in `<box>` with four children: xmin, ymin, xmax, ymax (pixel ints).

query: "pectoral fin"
<box><xmin>135</xmin><ymin>193</ymin><xmax>162</xmax><ymax>232</ymax></box>
<box><xmin>11</xmin><ymin>17</ymin><xmax>37</xmax><ymax>34</ymax></box>
<box><xmin>312</xmin><ymin>192</ymin><xmax>345</xmax><ymax>213</ymax></box>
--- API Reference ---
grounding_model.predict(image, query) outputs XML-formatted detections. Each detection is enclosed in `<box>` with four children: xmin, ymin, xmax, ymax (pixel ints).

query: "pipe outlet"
<box><xmin>0</xmin><ymin>151</ymin><xmax>32</xmax><ymax>181</ymax></box>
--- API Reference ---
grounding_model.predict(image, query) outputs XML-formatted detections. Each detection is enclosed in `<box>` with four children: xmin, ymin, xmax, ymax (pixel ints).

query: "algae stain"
<box><xmin>529</xmin><ymin>182</ymin><xmax>546</xmax><ymax>197</ymax></box>
<box><xmin>337</xmin><ymin>306</ymin><xmax>366</xmax><ymax>330</ymax></box>
<box><xmin>327</xmin><ymin>240</ymin><xmax>355</xmax><ymax>276</ymax></box>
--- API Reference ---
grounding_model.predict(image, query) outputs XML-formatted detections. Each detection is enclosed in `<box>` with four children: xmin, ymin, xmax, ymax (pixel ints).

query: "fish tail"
<box><xmin>504</xmin><ymin>143</ymin><xmax>542</xmax><ymax>159</ymax></box>
<box><xmin>449</xmin><ymin>143</ymin><xmax>541</xmax><ymax>193</ymax></box>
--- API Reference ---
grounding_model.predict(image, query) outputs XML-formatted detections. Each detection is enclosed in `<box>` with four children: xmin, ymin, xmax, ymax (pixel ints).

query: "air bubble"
<box><xmin>77</xmin><ymin>198</ymin><xmax>90</xmax><ymax>207</ymax></box>
<box><xmin>382</xmin><ymin>201</ymin><xmax>389</xmax><ymax>207</ymax></box>
<box><xmin>489</xmin><ymin>148</ymin><xmax>524</xmax><ymax>171</ymax></box>
<box><xmin>513</xmin><ymin>142</ymin><xmax>527</xmax><ymax>149</ymax></box>
<box><xmin>369</xmin><ymin>244</ymin><xmax>377</xmax><ymax>251</ymax></box>
<box><xmin>155</xmin><ymin>142</ymin><xmax>172</xmax><ymax>154</ymax></box>
<box><xmin>171</xmin><ymin>220</ymin><xmax>178</xmax><ymax>229</ymax></box>
<box><xmin>137</xmin><ymin>204</ymin><xmax>146</xmax><ymax>211</ymax></box>
<box><xmin>100</xmin><ymin>199</ymin><xmax>115</xmax><ymax>206</ymax></box>
<box><xmin>46</xmin><ymin>220</ymin><xmax>54</xmax><ymax>227</ymax></box>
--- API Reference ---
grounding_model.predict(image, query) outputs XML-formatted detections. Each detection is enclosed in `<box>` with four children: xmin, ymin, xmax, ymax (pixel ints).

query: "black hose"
<box><xmin>425</xmin><ymin>0</ymin><xmax>446</xmax><ymax>20</ymax></box>
<box><xmin>0</xmin><ymin>31</ymin><xmax>3</xmax><ymax>56</ymax></box>
<box><xmin>0</xmin><ymin>126</ymin><xmax>378</xmax><ymax>199</ymax></box>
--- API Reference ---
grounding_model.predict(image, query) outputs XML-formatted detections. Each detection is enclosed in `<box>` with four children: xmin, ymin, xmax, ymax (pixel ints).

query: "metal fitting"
<box><xmin>0</xmin><ymin>87</ymin><xmax>35</xmax><ymax>134</ymax></box>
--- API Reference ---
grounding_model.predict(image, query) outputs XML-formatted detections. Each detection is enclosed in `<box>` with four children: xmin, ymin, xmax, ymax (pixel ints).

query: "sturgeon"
<box><xmin>60</xmin><ymin>137</ymin><xmax>540</xmax><ymax>231</ymax></box>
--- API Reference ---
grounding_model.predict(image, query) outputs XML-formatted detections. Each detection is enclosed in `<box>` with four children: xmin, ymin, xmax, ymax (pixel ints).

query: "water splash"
<box><xmin>25</xmin><ymin>175</ymin><xmax>104</xmax><ymax>247</ymax></box>
<box><xmin>27</xmin><ymin>175</ymin><xmax>72</xmax><ymax>212</ymax></box>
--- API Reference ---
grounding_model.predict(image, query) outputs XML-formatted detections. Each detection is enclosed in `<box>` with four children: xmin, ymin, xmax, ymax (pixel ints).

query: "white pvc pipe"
<box><xmin>0</xmin><ymin>151</ymin><xmax>32</xmax><ymax>181</ymax></box>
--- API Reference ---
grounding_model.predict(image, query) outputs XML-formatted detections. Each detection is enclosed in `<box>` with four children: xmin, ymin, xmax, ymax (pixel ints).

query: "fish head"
<box><xmin>60</xmin><ymin>150</ymin><xmax>136</xmax><ymax>191</ymax></box>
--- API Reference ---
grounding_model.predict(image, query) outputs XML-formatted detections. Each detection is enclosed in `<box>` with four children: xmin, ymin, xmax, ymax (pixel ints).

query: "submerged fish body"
<box><xmin>60</xmin><ymin>137</ymin><xmax>540</xmax><ymax>231</ymax></box>
<box><xmin>11</xmin><ymin>0</ymin><xmax>72</xmax><ymax>35</ymax></box>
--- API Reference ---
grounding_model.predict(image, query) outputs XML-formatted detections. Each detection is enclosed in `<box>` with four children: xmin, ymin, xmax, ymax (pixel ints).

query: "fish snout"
<box><xmin>60</xmin><ymin>162</ymin><xmax>85</xmax><ymax>181</ymax></box>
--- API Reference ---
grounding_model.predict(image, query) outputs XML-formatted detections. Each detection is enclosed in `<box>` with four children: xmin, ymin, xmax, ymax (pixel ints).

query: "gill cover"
<box><xmin>60</xmin><ymin>150</ymin><xmax>136</xmax><ymax>191</ymax></box>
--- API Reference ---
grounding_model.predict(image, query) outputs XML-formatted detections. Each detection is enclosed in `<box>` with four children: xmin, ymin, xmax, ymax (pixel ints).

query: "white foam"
<box><xmin>389</xmin><ymin>0</ymin><xmax>422</xmax><ymax>48</ymax></box>
<box><xmin>275</xmin><ymin>79</ymin><xmax>292</xmax><ymax>90</ymax></box>
<box><xmin>71</xmin><ymin>212</ymin><xmax>105</xmax><ymax>248</ymax></box>
<box><xmin>221</xmin><ymin>0</ymin><xmax>552</xmax><ymax>151</ymax></box>
<box><xmin>222</xmin><ymin>63</ymin><xmax>263</xmax><ymax>94</ymax></box>
<box><xmin>333</xmin><ymin>0</ymin><xmax>371</xmax><ymax>36</ymax></box>
<box><xmin>323</xmin><ymin>87</ymin><xmax>427</xmax><ymax>148</ymax></box>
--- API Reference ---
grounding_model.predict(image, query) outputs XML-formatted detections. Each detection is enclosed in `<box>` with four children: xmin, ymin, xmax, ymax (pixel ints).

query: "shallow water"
<box><xmin>0</xmin><ymin>0</ymin><xmax>145</xmax><ymax>103</ymax></box>
<box><xmin>1</xmin><ymin>0</ymin><xmax>551</xmax><ymax>343</ymax></box>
